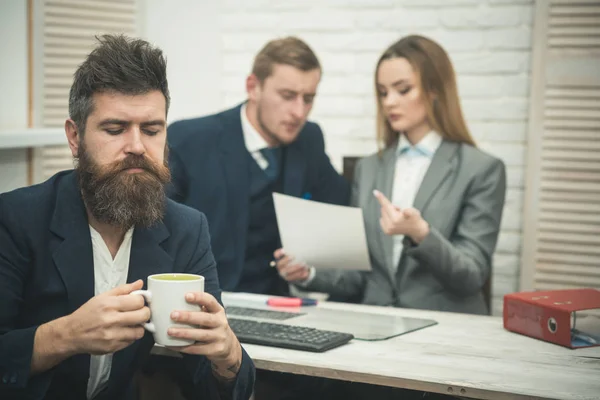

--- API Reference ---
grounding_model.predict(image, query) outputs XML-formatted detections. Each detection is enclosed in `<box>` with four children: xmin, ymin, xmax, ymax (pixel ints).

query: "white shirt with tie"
<box><xmin>240</xmin><ymin>103</ymin><xmax>273</xmax><ymax>170</ymax></box>
<box><xmin>390</xmin><ymin>131</ymin><xmax>442</xmax><ymax>272</ymax></box>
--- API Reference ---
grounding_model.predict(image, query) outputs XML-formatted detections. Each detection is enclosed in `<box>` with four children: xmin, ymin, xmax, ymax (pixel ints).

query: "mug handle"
<box><xmin>131</xmin><ymin>289</ymin><xmax>155</xmax><ymax>333</ymax></box>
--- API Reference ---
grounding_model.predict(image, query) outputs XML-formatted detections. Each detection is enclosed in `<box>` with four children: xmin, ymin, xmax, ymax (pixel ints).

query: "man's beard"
<box><xmin>76</xmin><ymin>143</ymin><xmax>171</xmax><ymax>229</ymax></box>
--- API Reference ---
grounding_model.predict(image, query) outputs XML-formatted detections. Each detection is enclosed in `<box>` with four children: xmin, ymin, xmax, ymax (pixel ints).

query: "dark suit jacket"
<box><xmin>0</xmin><ymin>171</ymin><xmax>255</xmax><ymax>400</ymax></box>
<box><xmin>167</xmin><ymin>104</ymin><xmax>350</xmax><ymax>292</ymax></box>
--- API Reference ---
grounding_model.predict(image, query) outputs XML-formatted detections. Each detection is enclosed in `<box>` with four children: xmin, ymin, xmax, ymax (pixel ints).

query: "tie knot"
<box><xmin>260</xmin><ymin>147</ymin><xmax>278</xmax><ymax>161</ymax></box>
<box><xmin>259</xmin><ymin>147</ymin><xmax>280</xmax><ymax>180</ymax></box>
<box><xmin>398</xmin><ymin>144</ymin><xmax>430</xmax><ymax>158</ymax></box>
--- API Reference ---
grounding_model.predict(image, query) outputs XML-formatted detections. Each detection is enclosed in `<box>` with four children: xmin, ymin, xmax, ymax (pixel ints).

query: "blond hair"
<box><xmin>252</xmin><ymin>36</ymin><xmax>321</xmax><ymax>82</ymax></box>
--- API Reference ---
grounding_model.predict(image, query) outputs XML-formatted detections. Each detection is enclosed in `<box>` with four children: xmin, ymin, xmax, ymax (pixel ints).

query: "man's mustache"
<box><xmin>106</xmin><ymin>155</ymin><xmax>163</xmax><ymax>178</ymax></box>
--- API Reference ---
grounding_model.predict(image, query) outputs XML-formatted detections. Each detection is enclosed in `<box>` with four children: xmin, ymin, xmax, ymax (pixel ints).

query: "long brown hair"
<box><xmin>375</xmin><ymin>35</ymin><xmax>476</xmax><ymax>149</ymax></box>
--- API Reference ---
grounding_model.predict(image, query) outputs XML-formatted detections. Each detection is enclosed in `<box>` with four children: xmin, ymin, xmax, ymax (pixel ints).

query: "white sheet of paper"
<box><xmin>273</xmin><ymin>193</ymin><xmax>371</xmax><ymax>271</ymax></box>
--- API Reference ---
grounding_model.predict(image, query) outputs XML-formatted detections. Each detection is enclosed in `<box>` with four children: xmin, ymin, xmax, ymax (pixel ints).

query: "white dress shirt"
<box><xmin>86</xmin><ymin>226</ymin><xmax>134</xmax><ymax>399</ymax></box>
<box><xmin>390</xmin><ymin>131</ymin><xmax>442</xmax><ymax>272</ymax></box>
<box><xmin>241</xmin><ymin>103</ymin><xmax>273</xmax><ymax>170</ymax></box>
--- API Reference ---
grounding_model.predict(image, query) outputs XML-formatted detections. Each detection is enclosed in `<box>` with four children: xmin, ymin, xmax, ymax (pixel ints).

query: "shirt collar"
<box><xmin>397</xmin><ymin>130</ymin><xmax>442</xmax><ymax>157</ymax></box>
<box><xmin>241</xmin><ymin>103</ymin><xmax>270</xmax><ymax>153</ymax></box>
<box><xmin>89</xmin><ymin>225</ymin><xmax>134</xmax><ymax>241</ymax></box>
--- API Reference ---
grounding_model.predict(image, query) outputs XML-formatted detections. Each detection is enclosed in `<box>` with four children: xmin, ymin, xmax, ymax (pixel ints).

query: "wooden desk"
<box><xmin>238</xmin><ymin>293</ymin><xmax>600</xmax><ymax>400</ymax></box>
<box><xmin>153</xmin><ymin>292</ymin><xmax>600</xmax><ymax>399</ymax></box>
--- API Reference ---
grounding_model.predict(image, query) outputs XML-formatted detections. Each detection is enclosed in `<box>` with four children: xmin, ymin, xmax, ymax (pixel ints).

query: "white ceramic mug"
<box><xmin>132</xmin><ymin>273</ymin><xmax>204</xmax><ymax>346</ymax></box>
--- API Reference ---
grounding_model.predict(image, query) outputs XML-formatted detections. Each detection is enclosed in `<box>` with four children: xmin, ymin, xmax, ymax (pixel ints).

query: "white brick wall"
<box><xmin>220</xmin><ymin>0</ymin><xmax>534</xmax><ymax>316</ymax></box>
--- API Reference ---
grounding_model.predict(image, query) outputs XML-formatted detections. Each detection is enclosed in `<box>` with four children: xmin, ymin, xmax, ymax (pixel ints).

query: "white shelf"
<box><xmin>0</xmin><ymin>128</ymin><xmax>66</xmax><ymax>149</ymax></box>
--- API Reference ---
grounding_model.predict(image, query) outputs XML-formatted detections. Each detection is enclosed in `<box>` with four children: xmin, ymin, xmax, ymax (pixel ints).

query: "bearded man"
<box><xmin>0</xmin><ymin>34</ymin><xmax>254</xmax><ymax>400</ymax></box>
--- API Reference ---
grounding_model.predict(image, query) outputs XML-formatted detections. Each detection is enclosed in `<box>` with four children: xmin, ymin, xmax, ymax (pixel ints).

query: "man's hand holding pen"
<box><xmin>272</xmin><ymin>248</ymin><xmax>311</xmax><ymax>283</ymax></box>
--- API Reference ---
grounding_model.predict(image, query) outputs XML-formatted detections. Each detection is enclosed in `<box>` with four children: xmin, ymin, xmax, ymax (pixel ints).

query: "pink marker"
<box><xmin>266</xmin><ymin>297</ymin><xmax>318</xmax><ymax>307</ymax></box>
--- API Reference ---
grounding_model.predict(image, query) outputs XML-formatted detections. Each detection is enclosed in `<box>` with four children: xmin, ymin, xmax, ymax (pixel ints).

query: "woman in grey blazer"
<box><xmin>277</xmin><ymin>35</ymin><xmax>506</xmax><ymax>315</ymax></box>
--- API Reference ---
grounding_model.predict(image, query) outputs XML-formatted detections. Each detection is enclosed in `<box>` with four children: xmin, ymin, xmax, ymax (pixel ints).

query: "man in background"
<box><xmin>168</xmin><ymin>36</ymin><xmax>350</xmax><ymax>297</ymax></box>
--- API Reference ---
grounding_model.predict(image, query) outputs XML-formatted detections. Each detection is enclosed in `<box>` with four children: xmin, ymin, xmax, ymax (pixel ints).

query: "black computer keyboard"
<box><xmin>228</xmin><ymin>318</ymin><xmax>354</xmax><ymax>352</ymax></box>
<box><xmin>225</xmin><ymin>306</ymin><xmax>304</xmax><ymax>320</ymax></box>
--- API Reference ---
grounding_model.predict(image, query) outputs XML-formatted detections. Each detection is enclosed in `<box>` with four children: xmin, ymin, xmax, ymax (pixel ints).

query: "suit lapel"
<box><xmin>218</xmin><ymin>105</ymin><xmax>250</xmax><ymax>253</ymax></box>
<box><xmin>374</xmin><ymin>146</ymin><xmax>397</xmax><ymax>280</ymax></box>
<box><xmin>282</xmin><ymin>142</ymin><xmax>306</xmax><ymax>197</ymax></box>
<box><xmin>49</xmin><ymin>173</ymin><xmax>96</xmax><ymax>383</ymax></box>
<box><xmin>51</xmin><ymin>172</ymin><xmax>95</xmax><ymax>316</ymax></box>
<box><xmin>413</xmin><ymin>140</ymin><xmax>459</xmax><ymax>214</ymax></box>
<box><xmin>126</xmin><ymin>224</ymin><xmax>172</xmax><ymax>284</ymax></box>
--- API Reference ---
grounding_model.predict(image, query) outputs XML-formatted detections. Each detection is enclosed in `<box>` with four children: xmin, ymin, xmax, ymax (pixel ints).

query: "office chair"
<box><xmin>483</xmin><ymin>277</ymin><xmax>492</xmax><ymax>315</ymax></box>
<box><xmin>342</xmin><ymin>156</ymin><xmax>362</xmax><ymax>183</ymax></box>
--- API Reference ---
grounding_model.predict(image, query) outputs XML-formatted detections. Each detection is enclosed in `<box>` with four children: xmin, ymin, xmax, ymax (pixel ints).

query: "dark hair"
<box><xmin>252</xmin><ymin>36</ymin><xmax>321</xmax><ymax>82</ymax></box>
<box><xmin>69</xmin><ymin>34</ymin><xmax>170</xmax><ymax>134</ymax></box>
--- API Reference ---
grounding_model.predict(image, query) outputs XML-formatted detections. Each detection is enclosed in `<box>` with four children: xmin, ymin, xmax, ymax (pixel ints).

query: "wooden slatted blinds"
<box><xmin>521</xmin><ymin>0</ymin><xmax>600</xmax><ymax>292</ymax></box>
<box><xmin>35</xmin><ymin>0</ymin><xmax>136</xmax><ymax>182</ymax></box>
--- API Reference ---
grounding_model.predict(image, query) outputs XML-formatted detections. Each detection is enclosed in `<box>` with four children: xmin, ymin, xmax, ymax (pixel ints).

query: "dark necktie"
<box><xmin>259</xmin><ymin>147</ymin><xmax>279</xmax><ymax>181</ymax></box>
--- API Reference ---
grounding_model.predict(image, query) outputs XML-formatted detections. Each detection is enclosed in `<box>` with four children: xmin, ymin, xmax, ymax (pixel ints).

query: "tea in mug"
<box><xmin>152</xmin><ymin>274</ymin><xmax>200</xmax><ymax>281</ymax></box>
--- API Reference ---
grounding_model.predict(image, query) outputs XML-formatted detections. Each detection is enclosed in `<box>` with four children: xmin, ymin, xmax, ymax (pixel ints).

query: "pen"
<box><xmin>267</xmin><ymin>297</ymin><xmax>318</xmax><ymax>307</ymax></box>
<box><xmin>269</xmin><ymin>253</ymin><xmax>286</xmax><ymax>268</ymax></box>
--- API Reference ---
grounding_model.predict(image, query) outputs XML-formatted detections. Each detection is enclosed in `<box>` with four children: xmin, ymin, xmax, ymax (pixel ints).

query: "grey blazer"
<box><xmin>304</xmin><ymin>140</ymin><xmax>506</xmax><ymax>315</ymax></box>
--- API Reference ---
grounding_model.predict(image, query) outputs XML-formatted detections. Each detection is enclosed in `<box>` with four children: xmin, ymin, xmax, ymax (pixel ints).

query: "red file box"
<box><xmin>503</xmin><ymin>288</ymin><xmax>600</xmax><ymax>349</ymax></box>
